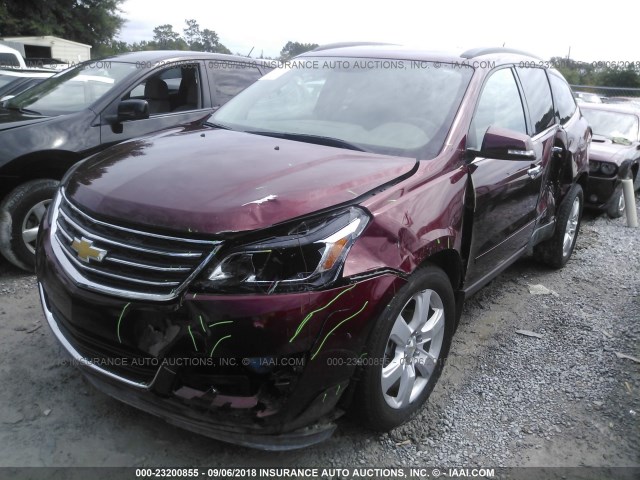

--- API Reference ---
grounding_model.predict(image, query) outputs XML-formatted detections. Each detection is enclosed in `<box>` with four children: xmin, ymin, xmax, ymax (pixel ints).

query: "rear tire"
<box><xmin>353</xmin><ymin>265</ymin><xmax>455</xmax><ymax>431</ymax></box>
<box><xmin>534</xmin><ymin>183</ymin><xmax>583</xmax><ymax>269</ymax></box>
<box><xmin>0</xmin><ymin>179</ymin><xmax>59</xmax><ymax>271</ymax></box>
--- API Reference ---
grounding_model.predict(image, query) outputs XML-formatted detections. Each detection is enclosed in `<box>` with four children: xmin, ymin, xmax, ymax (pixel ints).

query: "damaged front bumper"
<box><xmin>39</xmin><ymin>281</ymin><xmax>338</xmax><ymax>450</ymax></box>
<box><xmin>37</xmin><ymin>216</ymin><xmax>405</xmax><ymax>449</ymax></box>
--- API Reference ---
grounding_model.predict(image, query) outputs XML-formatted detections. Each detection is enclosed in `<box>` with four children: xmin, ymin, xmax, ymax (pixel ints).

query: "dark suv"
<box><xmin>37</xmin><ymin>46</ymin><xmax>590</xmax><ymax>449</ymax></box>
<box><xmin>0</xmin><ymin>51</ymin><xmax>271</xmax><ymax>271</ymax></box>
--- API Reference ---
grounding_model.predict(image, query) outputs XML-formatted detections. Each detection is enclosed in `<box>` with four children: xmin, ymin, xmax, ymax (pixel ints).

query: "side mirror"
<box><xmin>116</xmin><ymin>99</ymin><xmax>149</xmax><ymax>122</ymax></box>
<box><xmin>479</xmin><ymin>126</ymin><xmax>536</xmax><ymax>160</ymax></box>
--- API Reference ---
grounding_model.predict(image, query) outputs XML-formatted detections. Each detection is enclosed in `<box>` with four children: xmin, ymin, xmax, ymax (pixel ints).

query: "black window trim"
<box><xmin>547</xmin><ymin>69</ymin><xmax>578</xmax><ymax>127</ymax></box>
<box><xmin>466</xmin><ymin>64</ymin><xmax>529</xmax><ymax>153</ymax></box>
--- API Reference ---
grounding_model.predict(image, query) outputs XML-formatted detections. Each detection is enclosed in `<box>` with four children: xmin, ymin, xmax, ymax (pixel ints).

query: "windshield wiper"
<box><xmin>247</xmin><ymin>131</ymin><xmax>365</xmax><ymax>152</ymax></box>
<box><xmin>611</xmin><ymin>136</ymin><xmax>632</xmax><ymax>146</ymax></box>
<box><xmin>594</xmin><ymin>133</ymin><xmax>632</xmax><ymax>146</ymax></box>
<box><xmin>6</xmin><ymin>105</ymin><xmax>42</xmax><ymax>115</ymax></box>
<box><xmin>204</xmin><ymin>121</ymin><xmax>231</xmax><ymax>130</ymax></box>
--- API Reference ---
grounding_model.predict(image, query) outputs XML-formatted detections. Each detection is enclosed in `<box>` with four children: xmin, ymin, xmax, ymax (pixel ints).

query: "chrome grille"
<box><xmin>51</xmin><ymin>190</ymin><xmax>220</xmax><ymax>300</ymax></box>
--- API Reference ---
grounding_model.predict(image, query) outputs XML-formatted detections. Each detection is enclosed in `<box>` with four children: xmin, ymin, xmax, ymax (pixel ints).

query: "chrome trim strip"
<box><xmin>38</xmin><ymin>283</ymin><xmax>153</xmax><ymax>390</ymax></box>
<box><xmin>61</xmin><ymin>189</ymin><xmax>217</xmax><ymax>245</ymax></box>
<box><xmin>58</xmin><ymin>211</ymin><xmax>202</xmax><ymax>258</ymax></box>
<box><xmin>50</xmin><ymin>192</ymin><xmax>220</xmax><ymax>301</ymax></box>
<box><xmin>105</xmin><ymin>256</ymin><xmax>192</xmax><ymax>272</ymax></box>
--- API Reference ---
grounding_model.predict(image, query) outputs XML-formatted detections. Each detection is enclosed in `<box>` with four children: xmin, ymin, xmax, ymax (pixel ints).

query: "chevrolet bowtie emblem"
<box><xmin>70</xmin><ymin>237</ymin><xmax>107</xmax><ymax>263</ymax></box>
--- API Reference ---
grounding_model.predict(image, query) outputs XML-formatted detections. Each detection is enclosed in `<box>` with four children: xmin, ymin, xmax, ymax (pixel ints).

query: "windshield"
<box><xmin>5</xmin><ymin>61</ymin><xmax>137</xmax><ymax>115</ymax></box>
<box><xmin>0</xmin><ymin>73</ymin><xmax>17</xmax><ymax>88</ymax></box>
<box><xmin>210</xmin><ymin>57</ymin><xmax>473</xmax><ymax>159</ymax></box>
<box><xmin>582</xmin><ymin>109</ymin><xmax>639</xmax><ymax>143</ymax></box>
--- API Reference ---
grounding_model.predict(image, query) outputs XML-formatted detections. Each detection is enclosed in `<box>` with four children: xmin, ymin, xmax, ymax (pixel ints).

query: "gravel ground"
<box><xmin>0</xmin><ymin>199</ymin><xmax>638</xmax><ymax>471</ymax></box>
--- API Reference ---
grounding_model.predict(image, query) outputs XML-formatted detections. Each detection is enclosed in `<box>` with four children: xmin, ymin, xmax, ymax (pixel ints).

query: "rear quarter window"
<box><xmin>210</xmin><ymin>62</ymin><xmax>263</xmax><ymax>106</ymax></box>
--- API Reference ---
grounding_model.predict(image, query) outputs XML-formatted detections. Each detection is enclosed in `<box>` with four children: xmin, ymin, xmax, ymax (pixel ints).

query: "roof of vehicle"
<box><xmin>0</xmin><ymin>67</ymin><xmax>57</xmax><ymax>77</ymax></box>
<box><xmin>580</xmin><ymin>103</ymin><xmax>640</xmax><ymax>116</ymax></box>
<box><xmin>299</xmin><ymin>44</ymin><xmax>546</xmax><ymax>66</ymax></box>
<box><xmin>97</xmin><ymin>50</ymin><xmax>272</xmax><ymax>66</ymax></box>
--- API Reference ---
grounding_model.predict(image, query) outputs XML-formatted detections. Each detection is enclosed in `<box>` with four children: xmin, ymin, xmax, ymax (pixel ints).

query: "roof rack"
<box><xmin>461</xmin><ymin>47</ymin><xmax>542</xmax><ymax>60</ymax></box>
<box><xmin>312</xmin><ymin>42</ymin><xmax>397</xmax><ymax>52</ymax></box>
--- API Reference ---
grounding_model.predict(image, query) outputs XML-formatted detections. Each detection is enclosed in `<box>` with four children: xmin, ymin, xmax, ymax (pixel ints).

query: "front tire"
<box><xmin>353</xmin><ymin>265</ymin><xmax>455</xmax><ymax>431</ymax></box>
<box><xmin>606</xmin><ymin>187</ymin><xmax>625</xmax><ymax>219</ymax></box>
<box><xmin>534</xmin><ymin>183</ymin><xmax>583</xmax><ymax>269</ymax></box>
<box><xmin>0</xmin><ymin>179</ymin><xmax>59</xmax><ymax>271</ymax></box>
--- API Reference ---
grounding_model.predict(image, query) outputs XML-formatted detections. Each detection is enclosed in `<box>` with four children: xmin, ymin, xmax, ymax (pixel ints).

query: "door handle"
<box><xmin>527</xmin><ymin>165</ymin><xmax>543</xmax><ymax>179</ymax></box>
<box><xmin>552</xmin><ymin>146</ymin><xmax>564</xmax><ymax>159</ymax></box>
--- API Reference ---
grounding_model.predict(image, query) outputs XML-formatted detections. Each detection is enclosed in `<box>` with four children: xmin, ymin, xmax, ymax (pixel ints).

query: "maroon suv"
<box><xmin>37</xmin><ymin>45</ymin><xmax>590</xmax><ymax>449</ymax></box>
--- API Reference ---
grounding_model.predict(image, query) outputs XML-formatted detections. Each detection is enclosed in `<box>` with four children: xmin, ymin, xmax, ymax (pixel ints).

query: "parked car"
<box><xmin>0</xmin><ymin>44</ymin><xmax>27</xmax><ymax>69</ymax></box>
<box><xmin>574</xmin><ymin>91</ymin><xmax>603</xmax><ymax>104</ymax></box>
<box><xmin>601</xmin><ymin>96</ymin><xmax>640</xmax><ymax>109</ymax></box>
<box><xmin>0</xmin><ymin>67</ymin><xmax>56</xmax><ymax>102</ymax></box>
<box><xmin>0</xmin><ymin>51</ymin><xmax>272</xmax><ymax>270</ymax></box>
<box><xmin>580</xmin><ymin>103</ymin><xmax>640</xmax><ymax>217</ymax></box>
<box><xmin>37</xmin><ymin>46</ymin><xmax>590</xmax><ymax>449</ymax></box>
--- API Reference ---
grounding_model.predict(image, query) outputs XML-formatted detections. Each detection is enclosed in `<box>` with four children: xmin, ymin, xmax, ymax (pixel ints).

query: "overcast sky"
<box><xmin>118</xmin><ymin>0</ymin><xmax>638</xmax><ymax>62</ymax></box>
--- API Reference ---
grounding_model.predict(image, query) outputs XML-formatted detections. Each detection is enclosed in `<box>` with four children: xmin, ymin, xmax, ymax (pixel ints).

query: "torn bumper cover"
<box><xmin>40</xmin><ymin>282</ymin><xmax>338</xmax><ymax>450</ymax></box>
<box><xmin>37</xmin><ymin>216</ymin><xmax>405</xmax><ymax>449</ymax></box>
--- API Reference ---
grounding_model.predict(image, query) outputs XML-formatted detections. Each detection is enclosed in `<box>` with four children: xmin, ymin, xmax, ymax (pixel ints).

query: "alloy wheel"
<box><xmin>381</xmin><ymin>289</ymin><xmax>445</xmax><ymax>409</ymax></box>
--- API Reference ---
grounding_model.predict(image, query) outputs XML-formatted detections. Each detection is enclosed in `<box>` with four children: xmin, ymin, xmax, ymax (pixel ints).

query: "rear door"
<box><xmin>515</xmin><ymin>67</ymin><xmax>560</xmax><ymax>225</ymax></box>
<box><xmin>465</xmin><ymin>67</ymin><xmax>551</xmax><ymax>286</ymax></box>
<box><xmin>204</xmin><ymin>60</ymin><xmax>264</xmax><ymax>109</ymax></box>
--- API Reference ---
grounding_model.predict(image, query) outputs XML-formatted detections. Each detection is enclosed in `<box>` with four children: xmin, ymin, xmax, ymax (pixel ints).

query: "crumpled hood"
<box><xmin>589</xmin><ymin>137</ymin><xmax>637</xmax><ymax>165</ymax></box>
<box><xmin>65</xmin><ymin>127</ymin><xmax>416</xmax><ymax>235</ymax></box>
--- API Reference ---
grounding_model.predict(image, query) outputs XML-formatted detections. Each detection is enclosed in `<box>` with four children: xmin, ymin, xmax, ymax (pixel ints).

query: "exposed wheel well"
<box><xmin>576</xmin><ymin>172</ymin><xmax>589</xmax><ymax>196</ymax></box>
<box><xmin>421</xmin><ymin>249</ymin><xmax>463</xmax><ymax>291</ymax></box>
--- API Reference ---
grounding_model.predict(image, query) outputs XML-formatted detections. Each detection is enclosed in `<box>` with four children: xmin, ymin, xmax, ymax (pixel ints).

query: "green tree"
<box><xmin>596</xmin><ymin>66</ymin><xmax>640</xmax><ymax>88</ymax></box>
<box><xmin>279</xmin><ymin>41</ymin><xmax>318</xmax><ymax>61</ymax></box>
<box><xmin>183</xmin><ymin>19</ymin><xmax>203</xmax><ymax>50</ymax></box>
<box><xmin>0</xmin><ymin>0</ymin><xmax>124</xmax><ymax>52</ymax></box>
<box><xmin>201</xmin><ymin>29</ymin><xmax>230</xmax><ymax>53</ymax></box>
<box><xmin>152</xmin><ymin>24</ymin><xmax>187</xmax><ymax>49</ymax></box>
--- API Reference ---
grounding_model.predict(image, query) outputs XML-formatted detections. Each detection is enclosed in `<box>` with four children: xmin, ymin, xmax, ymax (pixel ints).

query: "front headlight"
<box><xmin>194</xmin><ymin>207</ymin><xmax>369</xmax><ymax>293</ymax></box>
<box><xmin>589</xmin><ymin>160</ymin><xmax>600</xmax><ymax>173</ymax></box>
<box><xmin>599</xmin><ymin>162</ymin><xmax>617</xmax><ymax>176</ymax></box>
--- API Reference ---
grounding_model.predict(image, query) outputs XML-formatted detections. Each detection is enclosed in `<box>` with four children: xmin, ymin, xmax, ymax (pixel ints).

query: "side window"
<box><xmin>210</xmin><ymin>62</ymin><xmax>262</xmax><ymax>106</ymax></box>
<box><xmin>548</xmin><ymin>73</ymin><xmax>577</xmax><ymax>125</ymax></box>
<box><xmin>124</xmin><ymin>63</ymin><xmax>202</xmax><ymax>115</ymax></box>
<box><xmin>516</xmin><ymin>67</ymin><xmax>554</xmax><ymax>135</ymax></box>
<box><xmin>468</xmin><ymin>68</ymin><xmax>527</xmax><ymax>150</ymax></box>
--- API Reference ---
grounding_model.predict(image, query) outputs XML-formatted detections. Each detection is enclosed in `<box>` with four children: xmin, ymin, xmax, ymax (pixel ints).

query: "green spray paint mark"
<box><xmin>208</xmin><ymin>320</ymin><xmax>234</xmax><ymax>328</ymax></box>
<box><xmin>199</xmin><ymin>315</ymin><xmax>206</xmax><ymax>333</ymax></box>
<box><xmin>289</xmin><ymin>284</ymin><xmax>356</xmax><ymax>343</ymax></box>
<box><xmin>359</xmin><ymin>352</ymin><xmax>368</xmax><ymax>358</ymax></box>
<box><xmin>437</xmin><ymin>238</ymin><xmax>441</xmax><ymax>244</ymax></box>
<box><xmin>335</xmin><ymin>385</ymin><xmax>341</xmax><ymax>396</ymax></box>
<box><xmin>209</xmin><ymin>335</ymin><xmax>232</xmax><ymax>358</ymax></box>
<box><xmin>116</xmin><ymin>303</ymin><xmax>131</xmax><ymax>344</ymax></box>
<box><xmin>322</xmin><ymin>393</ymin><xmax>327</xmax><ymax>403</ymax></box>
<box><xmin>310</xmin><ymin>301</ymin><xmax>368</xmax><ymax>361</ymax></box>
<box><xmin>187</xmin><ymin>325</ymin><xmax>198</xmax><ymax>352</ymax></box>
